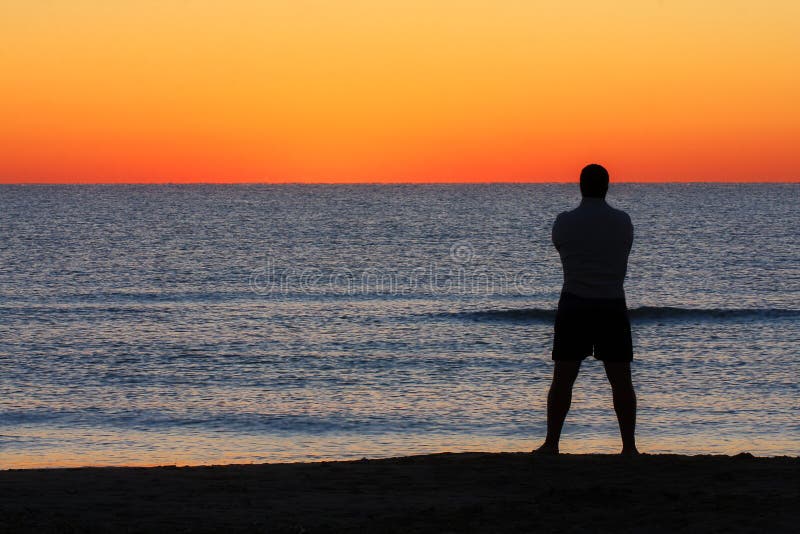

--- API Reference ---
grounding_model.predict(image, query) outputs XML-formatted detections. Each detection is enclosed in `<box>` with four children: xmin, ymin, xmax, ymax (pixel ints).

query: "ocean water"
<box><xmin>1</xmin><ymin>183</ymin><xmax>798</xmax><ymax>468</ymax></box>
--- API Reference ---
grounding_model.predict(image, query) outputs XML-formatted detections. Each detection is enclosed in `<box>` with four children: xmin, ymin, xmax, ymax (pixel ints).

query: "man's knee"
<box><xmin>552</xmin><ymin>360</ymin><xmax>581</xmax><ymax>387</ymax></box>
<box><xmin>603</xmin><ymin>361</ymin><xmax>633</xmax><ymax>389</ymax></box>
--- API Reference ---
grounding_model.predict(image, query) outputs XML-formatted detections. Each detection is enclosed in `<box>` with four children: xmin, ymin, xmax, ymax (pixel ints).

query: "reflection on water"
<box><xmin>6</xmin><ymin>427</ymin><xmax>796</xmax><ymax>469</ymax></box>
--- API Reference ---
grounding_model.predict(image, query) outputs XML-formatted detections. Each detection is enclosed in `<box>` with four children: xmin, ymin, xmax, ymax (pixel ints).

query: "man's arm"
<box><xmin>626</xmin><ymin>215</ymin><xmax>634</xmax><ymax>251</ymax></box>
<box><xmin>552</xmin><ymin>213</ymin><xmax>563</xmax><ymax>251</ymax></box>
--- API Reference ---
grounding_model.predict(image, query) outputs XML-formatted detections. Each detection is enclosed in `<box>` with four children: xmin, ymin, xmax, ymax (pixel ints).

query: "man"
<box><xmin>535</xmin><ymin>164</ymin><xmax>638</xmax><ymax>456</ymax></box>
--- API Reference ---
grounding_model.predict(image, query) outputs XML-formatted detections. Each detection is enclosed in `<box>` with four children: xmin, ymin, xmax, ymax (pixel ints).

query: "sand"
<box><xmin>1</xmin><ymin>452</ymin><xmax>797</xmax><ymax>533</ymax></box>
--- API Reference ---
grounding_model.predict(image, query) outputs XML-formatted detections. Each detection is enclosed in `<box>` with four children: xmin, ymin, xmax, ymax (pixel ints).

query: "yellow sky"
<box><xmin>1</xmin><ymin>1</ymin><xmax>798</xmax><ymax>182</ymax></box>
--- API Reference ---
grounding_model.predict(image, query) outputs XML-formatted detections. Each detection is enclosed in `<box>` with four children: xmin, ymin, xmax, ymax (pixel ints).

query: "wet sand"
<box><xmin>1</xmin><ymin>452</ymin><xmax>797</xmax><ymax>533</ymax></box>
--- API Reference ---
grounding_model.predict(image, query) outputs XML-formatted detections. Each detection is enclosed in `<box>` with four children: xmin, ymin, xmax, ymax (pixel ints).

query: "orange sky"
<box><xmin>1</xmin><ymin>1</ymin><xmax>798</xmax><ymax>183</ymax></box>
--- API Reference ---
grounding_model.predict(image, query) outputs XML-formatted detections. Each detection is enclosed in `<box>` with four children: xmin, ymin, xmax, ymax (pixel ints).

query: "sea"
<box><xmin>1</xmin><ymin>184</ymin><xmax>798</xmax><ymax>468</ymax></box>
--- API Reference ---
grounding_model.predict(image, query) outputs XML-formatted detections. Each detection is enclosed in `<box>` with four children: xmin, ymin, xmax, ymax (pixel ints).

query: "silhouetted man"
<box><xmin>536</xmin><ymin>164</ymin><xmax>638</xmax><ymax>455</ymax></box>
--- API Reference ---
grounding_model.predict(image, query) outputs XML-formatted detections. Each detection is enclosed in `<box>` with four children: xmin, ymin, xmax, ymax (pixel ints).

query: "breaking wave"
<box><xmin>440</xmin><ymin>307</ymin><xmax>800</xmax><ymax>323</ymax></box>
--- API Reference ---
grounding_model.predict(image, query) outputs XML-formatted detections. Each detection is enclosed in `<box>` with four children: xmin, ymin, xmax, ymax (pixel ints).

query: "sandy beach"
<box><xmin>1</xmin><ymin>452</ymin><xmax>797</xmax><ymax>533</ymax></box>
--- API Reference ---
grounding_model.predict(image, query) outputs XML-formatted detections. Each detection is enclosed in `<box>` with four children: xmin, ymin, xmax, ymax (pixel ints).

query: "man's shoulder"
<box><xmin>554</xmin><ymin>209</ymin><xmax>571</xmax><ymax>221</ymax></box>
<box><xmin>556</xmin><ymin>201</ymin><xmax>631</xmax><ymax>224</ymax></box>
<box><xmin>604</xmin><ymin>202</ymin><xmax>632</xmax><ymax>224</ymax></box>
<box><xmin>553</xmin><ymin>209</ymin><xmax>574</xmax><ymax>228</ymax></box>
<box><xmin>611</xmin><ymin>205</ymin><xmax>632</xmax><ymax>220</ymax></box>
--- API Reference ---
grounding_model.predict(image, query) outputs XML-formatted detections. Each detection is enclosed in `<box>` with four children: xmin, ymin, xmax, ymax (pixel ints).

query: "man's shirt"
<box><xmin>552</xmin><ymin>197</ymin><xmax>633</xmax><ymax>300</ymax></box>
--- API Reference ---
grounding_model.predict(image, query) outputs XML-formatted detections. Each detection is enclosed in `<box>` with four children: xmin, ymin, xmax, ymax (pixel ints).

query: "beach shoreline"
<box><xmin>2</xmin><ymin>451</ymin><xmax>797</xmax><ymax>532</ymax></box>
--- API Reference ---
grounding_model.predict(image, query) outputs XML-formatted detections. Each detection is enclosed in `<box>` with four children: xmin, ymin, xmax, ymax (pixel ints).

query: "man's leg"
<box><xmin>535</xmin><ymin>360</ymin><xmax>581</xmax><ymax>454</ymax></box>
<box><xmin>603</xmin><ymin>361</ymin><xmax>638</xmax><ymax>455</ymax></box>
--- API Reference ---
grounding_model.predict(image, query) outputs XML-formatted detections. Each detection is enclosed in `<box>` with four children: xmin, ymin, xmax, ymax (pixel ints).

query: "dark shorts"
<box><xmin>552</xmin><ymin>291</ymin><xmax>633</xmax><ymax>362</ymax></box>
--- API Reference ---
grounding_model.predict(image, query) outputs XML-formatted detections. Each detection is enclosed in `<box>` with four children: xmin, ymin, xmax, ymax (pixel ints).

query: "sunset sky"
<box><xmin>1</xmin><ymin>1</ymin><xmax>798</xmax><ymax>183</ymax></box>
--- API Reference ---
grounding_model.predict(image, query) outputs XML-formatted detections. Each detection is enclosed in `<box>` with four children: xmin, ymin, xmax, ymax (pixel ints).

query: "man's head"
<box><xmin>580</xmin><ymin>164</ymin><xmax>609</xmax><ymax>198</ymax></box>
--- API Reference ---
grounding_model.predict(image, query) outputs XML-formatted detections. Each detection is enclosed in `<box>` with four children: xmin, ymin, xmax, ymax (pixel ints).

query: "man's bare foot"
<box><xmin>532</xmin><ymin>443</ymin><xmax>559</xmax><ymax>455</ymax></box>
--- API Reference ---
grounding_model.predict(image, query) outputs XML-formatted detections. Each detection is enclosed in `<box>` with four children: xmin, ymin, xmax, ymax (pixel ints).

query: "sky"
<box><xmin>1</xmin><ymin>1</ymin><xmax>798</xmax><ymax>183</ymax></box>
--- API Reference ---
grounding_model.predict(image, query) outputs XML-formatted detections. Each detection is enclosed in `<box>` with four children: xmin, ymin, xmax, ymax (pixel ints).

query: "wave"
<box><xmin>441</xmin><ymin>307</ymin><xmax>800</xmax><ymax>323</ymax></box>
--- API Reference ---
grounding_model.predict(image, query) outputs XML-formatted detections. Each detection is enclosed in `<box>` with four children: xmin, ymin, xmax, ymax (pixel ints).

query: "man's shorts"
<box><xmin>552</xmin><ymin>291</ymin><xmax>633</xmax><ymax>362</ymax></box>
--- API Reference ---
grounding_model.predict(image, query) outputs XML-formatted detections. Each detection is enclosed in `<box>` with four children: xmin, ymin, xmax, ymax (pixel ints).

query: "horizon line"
<box><xmin>1</xmin><ymin>180</ymin><xmax>798</xmax><ymax>186</ymax></box>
